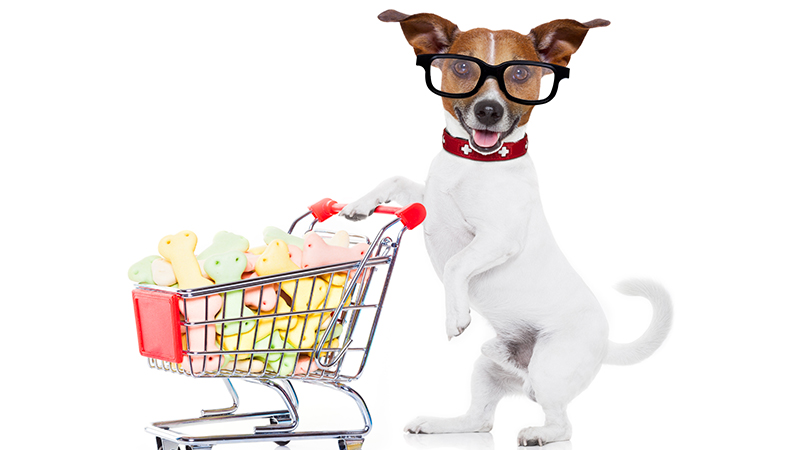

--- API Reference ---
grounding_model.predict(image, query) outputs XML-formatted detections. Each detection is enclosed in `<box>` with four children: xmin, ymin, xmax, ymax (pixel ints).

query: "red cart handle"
<box><xmin>309</xmin><ymin>198</ymin><xmax>426</xmax><ymax>230</ymax></box>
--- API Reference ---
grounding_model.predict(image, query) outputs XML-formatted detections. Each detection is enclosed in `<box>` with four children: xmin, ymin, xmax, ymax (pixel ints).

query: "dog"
<box><xmin>341</xmin><ymin>10</ymin><xmax>673</xmax><ymax>446</ymax></box>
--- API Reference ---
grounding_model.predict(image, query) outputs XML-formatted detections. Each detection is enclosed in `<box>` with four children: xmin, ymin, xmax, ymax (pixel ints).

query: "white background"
<box><xmin>2</xmin><ymin>1</ymin><xmax>798</xmax><ymax>449</ymax></box>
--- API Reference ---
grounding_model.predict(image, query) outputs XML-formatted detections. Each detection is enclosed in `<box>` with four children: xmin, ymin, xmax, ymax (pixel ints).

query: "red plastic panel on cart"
<box><xmin>132</xmin><ymin>289</ymin><xmax>183</xmax><ymax>364</ymax></box>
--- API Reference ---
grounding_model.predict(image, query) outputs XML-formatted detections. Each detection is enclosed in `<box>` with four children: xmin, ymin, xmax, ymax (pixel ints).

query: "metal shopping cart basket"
<box><xmin>132</xmin><ymin>198</ymin><xmax>426</xmax><ymax>450</ymax></box>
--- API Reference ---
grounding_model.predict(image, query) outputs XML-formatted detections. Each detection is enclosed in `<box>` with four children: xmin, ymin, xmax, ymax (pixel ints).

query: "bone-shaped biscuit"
<box><xmin>177</xmin><ymin>294</ymin><xmax>223</xmax><ymax>373</ymax></box>
<box><xmin>151</xmin><ymin>258</ymin><xmax>177</xmax><ymax>286</ymax></box>
<box><xmin>182</xmin><ymin>324</ymin><xmax>222</xmax><ymax>374</ymax></box>
<box><xmin>301</xmin><ymin>232</ymin><xmax>369</xmax><ymax>269</ymax></box>
<box><xmin>253</xmin><ymin>333</ymin><xmax>299</xmax><ymax>376</ymax></box>
<box><xmin>222</xmin><ymin>355</ymin><xmax>265</xmax><ymax>373</ymax></box>
<box><xmin>205</xmin><ymin>251</ymin><xmax>256</xmax><ymax>336</ymax></box>
<box><xmin>158</xmin><ymin>231</ymin><xmax>213</xmax><ymax>289</ymax></box>
<box><xmin>128</xmin><ymin>255</ymin><xmax>159</xmax><ymax>284</ymax></box>
<box><xmin>303</xmin><ymin>229</ymin><xmax>351</xmax><ymax>248</ymax></box>
<box><xmin>263</xmin><ymin>226</ymin><xmax>304</xmax><ymax>248</ymax></box>
<box><xmin>255</xmin><ymin>239</ymin><xmax>330</xmax><ymax>330</ymax></box>
<box><xmin>303</xmin><ymin>232</ymin><xmax>371</xmax><ymax>285</ymax></box>
<box><xmin>241</xmin><ymin>272</ymin><xmax>278</xmax><ymax>313</ymax></box>
<box><xmin>197</xmin><ymin>231</ymin><xmax>250</xmax><ymax>260</ymax></box>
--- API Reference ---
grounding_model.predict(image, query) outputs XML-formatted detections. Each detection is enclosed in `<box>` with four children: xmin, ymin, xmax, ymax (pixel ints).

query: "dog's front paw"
<box><xmin>339</xmin><ymin>198</ymin><xmax>379</xmax><ymax>221</ymax></box>
<box><xmin>446</xmin><ymin>307</ymin><xmax>471</xmax><ymax>340</ymax></box>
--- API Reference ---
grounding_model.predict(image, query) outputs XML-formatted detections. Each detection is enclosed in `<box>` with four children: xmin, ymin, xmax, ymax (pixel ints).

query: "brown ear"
<box><xmin>529</xmin><ymin>19</ymin><xmax>609</xmax><ymax>66</ymax></box>
<box><xmin>378</xmin><ymin>9</ymin><xmax>460</xmax><ymax>55</ymax></box>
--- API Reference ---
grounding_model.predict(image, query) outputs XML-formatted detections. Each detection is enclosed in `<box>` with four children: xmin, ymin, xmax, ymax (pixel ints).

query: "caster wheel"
<box><xmin>338</xmin><ymin>439</ymin><xmax>364</xmax><ymax>450</ymax></box>
<box><xmin>275</xmin><ymin>441</ymin><xmax>290</xmax><ymax>446</ymax></box>
<box><xmin>155</xmin><ymin>437</ymin><xmax>181</xmax><ymax>450</ymax></box>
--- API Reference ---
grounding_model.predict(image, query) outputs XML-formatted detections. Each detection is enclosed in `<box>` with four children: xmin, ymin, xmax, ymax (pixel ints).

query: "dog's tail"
<box><xmin>603</xmin><ymin>278</ymin><xmax>673</xmax><ymax>365</ymax></box>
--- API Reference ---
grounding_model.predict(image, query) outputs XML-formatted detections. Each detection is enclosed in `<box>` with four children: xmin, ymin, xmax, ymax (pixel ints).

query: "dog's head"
<box><xmin>379</xmin><ymin>10</ymin><xmax>608</xmax><ymax>153</ymax></box>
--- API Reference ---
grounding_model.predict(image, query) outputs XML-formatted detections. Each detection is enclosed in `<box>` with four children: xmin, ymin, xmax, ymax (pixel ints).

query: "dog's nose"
<box><xmin>474</xmin><ymin>100</ymin><xmax>504</xmax><ymax>126</ymax></box>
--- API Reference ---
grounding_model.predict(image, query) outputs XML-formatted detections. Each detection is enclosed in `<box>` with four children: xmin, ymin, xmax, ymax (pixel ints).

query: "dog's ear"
<box><xmin>528</xmin><ymin>19</ymin><xmax>609</xmax><ymax>66</ymax></box>
<box><xmin>378</xmin><ymin>9</ymin><xmax>460</xmax><ymax>55</ymax></box>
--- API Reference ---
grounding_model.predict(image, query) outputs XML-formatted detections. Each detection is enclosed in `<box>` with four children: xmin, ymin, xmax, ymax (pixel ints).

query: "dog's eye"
<box><xmin>510</xmin><ymin>66</ymin><xmax>530</xmax><ymax>82</ymax></box>
<box><xmin>452</xmin><ymin>61</ymin><xmax>472</xmax><ymax>78</ymax></box>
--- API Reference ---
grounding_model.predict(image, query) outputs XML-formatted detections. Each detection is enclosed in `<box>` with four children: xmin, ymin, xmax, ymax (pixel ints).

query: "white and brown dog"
<box><xmin>342</xmin><ymin>10</ymin><xmax>673</xmax><ymax>446</ymax></box>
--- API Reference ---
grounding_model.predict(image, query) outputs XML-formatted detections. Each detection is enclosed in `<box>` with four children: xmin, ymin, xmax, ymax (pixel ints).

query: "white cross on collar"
<box><xmin>461</xmin><ymin>144</ymin><xmax>472</xmax><ymax>155</ymax></box>
<box><xmin>498</xmin><ymin>146</ymin><xmax>509</xmax><ymax>157</ymax></box>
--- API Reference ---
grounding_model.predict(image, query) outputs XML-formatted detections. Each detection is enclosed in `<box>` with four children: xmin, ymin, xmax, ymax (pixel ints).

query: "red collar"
<box><xmin>442</xmin><ymin>129</ymin><xmax>528</xmax><ymax>162</ymax></box>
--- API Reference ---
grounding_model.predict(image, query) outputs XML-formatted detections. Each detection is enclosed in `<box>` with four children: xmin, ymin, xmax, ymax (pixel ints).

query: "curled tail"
<box><xmin>604</xmin><ymin>278</ymin><xmax>673</xmax><ymax>365</ymax></box>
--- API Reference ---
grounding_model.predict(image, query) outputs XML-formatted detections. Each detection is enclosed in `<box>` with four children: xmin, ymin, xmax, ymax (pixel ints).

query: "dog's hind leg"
<box><xmin>517</xmin><ymin>328</ymin><xmax>605</xmax><ymax>446</ymax></box>
<box><xmin>340</xmin><ymin>176</ymin><xmax>424</xmax><ymax>220</ymax></box>
<box><xmin>405</xmin><ymin>355</ymin><xmax>521</xmax><ymax>434</ymax></box>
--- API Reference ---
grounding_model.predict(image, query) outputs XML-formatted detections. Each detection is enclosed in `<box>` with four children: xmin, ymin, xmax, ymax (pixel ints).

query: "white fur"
<box><xmin>342</xmin><ymin>75</ymin><xmax>672</xmax><ymax>448</ymax></box>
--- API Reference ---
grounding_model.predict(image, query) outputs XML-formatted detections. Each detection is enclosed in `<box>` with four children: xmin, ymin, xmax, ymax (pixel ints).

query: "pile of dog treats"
<box><xmin>129</xmin><ymin>226</ymin><xmax>370</xmax><ymax>375</ymax></box>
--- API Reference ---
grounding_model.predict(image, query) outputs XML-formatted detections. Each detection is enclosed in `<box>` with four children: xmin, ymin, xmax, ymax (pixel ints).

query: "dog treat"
<box><xmin>249</xmin><ymin>245</ymin><xmax>267</xmax><ymax>255</ymax></box>
<box><xmin>158</xmin><ymin>231</ymin><xmax>213</xmax><ymax>289</ymax></box>
<box><xmin>128</xmin><ymin>255</ymin><xmax>160</xmax><ymax>284</ymax></box>
<box><xmin>222</xmin><ymin>326</ymin><xmax>259</xmax><ymax>352</ymax></box>
<box><xmin>293</xmin><ymin>356</ymin><xmax>320</xmax><ymax>375</ymax></box>
<box><xmin>241</xmin><ymin>272</ymin><xmax>279</xmax><ymax>313</ymax></box>
<box><xmin>222</xmin><ymin>356</ymin><xmax>265</xmax><ymax>373</ymax></box>
<box><xmin>255</xmin><ymin>240</ymin><xmax>301</xmax><ymax>277</ymax></box>
<box><xmin>328</xmin><ymin>230</ymin><xmax>351</xmax><ymax>247</ymax></box>
<box><xmin>198</xmin><ymin>231</ymin><xmax>250</xmax><ymax>261</ymax></box>
<box><xmin>304</xmin><ymin>229</ymin><xmax>350</xmax><ymax>248</ymax></box>
<box><xmin>177</xmin><ymin>293</ymin><xmax>223</xmax><ymax>373</ymax></box>
<box><xmin>151</xmin><ymin>258</ymin><xmax>177</xmax><ymax>286</ymax></box>
<box><xmin>205</xmin><ymin>251</ymin><xmax>256</xmax><ymax>336</ymax></box>
<box><xmin>183</xmin><ymin>325</ymin><xmax>222</xmax><ymax>374</ymax></box>
<box><xmin>244</xmin><ymin>252</ymin><xmax>258</xmax><ymax>272</ymax></box>
<box><xmin>301</xmin><ymin>232</ymin><xmax>369</xmax><ymax>269</ymax></box>
<box><xmin>263</xmin><ymin>226</ymin><xmax>304</xmax><ymax>248</ymax></box>
<box><xmin>253</xmin><ymin>333</ymin><xmax>298</xmax><ymax>376</ymax></box>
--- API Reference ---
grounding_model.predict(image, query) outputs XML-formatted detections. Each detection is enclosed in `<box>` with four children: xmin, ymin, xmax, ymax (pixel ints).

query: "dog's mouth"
<box><xmin>455</xmin><ymin>110</ymin><xmax>519</xmax><ymax>154</ymax></box>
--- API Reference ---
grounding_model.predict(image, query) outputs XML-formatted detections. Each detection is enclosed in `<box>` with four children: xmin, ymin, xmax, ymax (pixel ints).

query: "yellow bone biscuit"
<box><xmin>158</xmin><ymin>231</ymin><xmax>213</xmax><ymax>289</ymax></box>
<box><xmin>255</xmin><ymin>239</ymin><xmax>329</xmax><ymax>329</ymax></box>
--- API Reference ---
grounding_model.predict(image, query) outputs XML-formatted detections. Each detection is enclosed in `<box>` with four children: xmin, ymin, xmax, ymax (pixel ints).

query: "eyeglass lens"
<box><xmin>430</xmin><ymin>57</ymin><xmax>555</xmax><ymax>101</ymax></box>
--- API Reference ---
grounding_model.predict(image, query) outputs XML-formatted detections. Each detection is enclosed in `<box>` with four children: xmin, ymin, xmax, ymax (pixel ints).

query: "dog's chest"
<box><xmin>421</xmin><ymin>151</ymin><xmax>535</xmax><ymax>277</ymax></box>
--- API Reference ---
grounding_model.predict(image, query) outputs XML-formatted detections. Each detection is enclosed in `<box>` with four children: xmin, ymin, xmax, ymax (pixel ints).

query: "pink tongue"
<box><xmin>473</xmin><ymin>129</ymin><xmax>500</xmax><ymax>148</ymax></box>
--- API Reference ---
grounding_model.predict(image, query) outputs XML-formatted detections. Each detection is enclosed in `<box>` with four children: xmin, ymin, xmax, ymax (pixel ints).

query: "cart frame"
<box><xmin>133</xmin><ymin>199</ymin><xmax>425</xmax><ymax>450</ymax></box>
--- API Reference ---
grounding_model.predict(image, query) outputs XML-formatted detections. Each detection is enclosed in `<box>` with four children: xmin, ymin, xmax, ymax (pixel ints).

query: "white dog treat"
<box><xmin>151</xmin><ymin>258</ymin><xmax>177</xmax><ymax>286</ymax></box>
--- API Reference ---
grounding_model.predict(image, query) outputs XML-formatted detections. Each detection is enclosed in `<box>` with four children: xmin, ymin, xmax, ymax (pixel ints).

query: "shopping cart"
<box><xmin>132</xmin><ymin>198</ymin><xmax>425</xmax><ymax>450</ymax></box>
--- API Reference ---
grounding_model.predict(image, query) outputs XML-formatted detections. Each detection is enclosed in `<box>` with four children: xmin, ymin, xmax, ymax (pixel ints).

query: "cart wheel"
<box><xmin>338</xmin><ymin>439</ymin><xmax>364</xmax><ymax>450</ymax></box>
<box><xmin>275</xmin><ymin>441</ymin><xmax>290</xmax><ymax>446</ymax></box>
<box><xmin>155</xmin><ymin>437</ymin><xmax>181</xmax><ymax>450</ymax></box>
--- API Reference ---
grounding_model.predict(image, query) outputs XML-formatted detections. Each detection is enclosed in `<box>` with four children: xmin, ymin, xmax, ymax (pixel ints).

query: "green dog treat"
<box><xmin>128</xmin><ymin>255</ymin><xmax>160</xmax><ymax>284</ymax></box>
<box><xmin>254</xmin><ymin>333</ymin><xmax>298</xmax><ymax>376</ymax></box>
<box><xmin>263</xmin><ymin>226</ymin><xmax>304</xmax><ymax>248</ymax></box>
<box><xmin>198</xmin><ymin>231</ymin><xmax>250</xmax><ymax>260</ymax></box>
<box><xmin>205</xmin><ymin>251</ymin><xmax>255</xmax><ymax>336</ymax></box>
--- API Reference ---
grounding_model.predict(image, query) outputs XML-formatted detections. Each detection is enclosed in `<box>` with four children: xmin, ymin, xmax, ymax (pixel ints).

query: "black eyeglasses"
<box><xmin>416</xmin><ymin>54</ymin><xmax>570</xmax><ymax>105</ymax></box>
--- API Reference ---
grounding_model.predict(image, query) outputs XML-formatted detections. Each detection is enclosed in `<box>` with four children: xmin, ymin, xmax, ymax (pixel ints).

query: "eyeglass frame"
<box><xmin>415</xmin><ymin>53</ymin><xmax>570</xmax><ymax>106</ymax></box>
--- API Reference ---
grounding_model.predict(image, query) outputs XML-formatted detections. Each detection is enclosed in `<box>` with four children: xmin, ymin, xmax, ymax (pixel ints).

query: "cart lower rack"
<box><xmin>132</xmin><ymin>199</ymin><xmax>425</xmax><ymax>450</ymax></box>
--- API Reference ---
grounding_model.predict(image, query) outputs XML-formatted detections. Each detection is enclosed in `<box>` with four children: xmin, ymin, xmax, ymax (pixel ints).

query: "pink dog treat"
<box><xmin>178</xmin><ymin>294</ymin><xmax>223</xmax><ymax>374</ymax></box>
<box><xmin>242</xmin><ymin>272</ymin><xmax>279</xmax><ymax>313</ymax></box>
<box><xmin>301</xmin><ymin>233</ymin><xmax>369</xmax><ymax>269</ymax></box>
<box><xmin>293</xmin><ymin>355</ymin><xmax>320</xmax><ymax>375</ymax></box>
<box><xmin>183</xmin><ymin>325</ymin><xmax>222</xmax><ymax>374</ymax></box>
<box><xmin>244</xmin><ymin>252</ymin><xmax>258</xmax><ymax>272</ymax></box>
